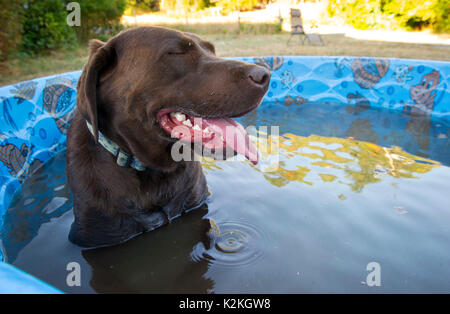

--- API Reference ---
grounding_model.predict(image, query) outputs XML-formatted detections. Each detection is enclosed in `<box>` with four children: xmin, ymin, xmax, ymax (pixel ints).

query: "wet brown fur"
<box><xmin>66</xmin><ymin>26</ymin><xmax>270</xmax><ymax>247</ymax></box>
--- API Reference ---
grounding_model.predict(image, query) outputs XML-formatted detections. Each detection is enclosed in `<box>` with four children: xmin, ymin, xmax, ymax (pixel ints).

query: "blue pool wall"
<box><xmin>0</xmin><ymin>56</ymin><xmax>449</xmax><ymax>291</ymax></box>
<box><xmin>0</xmin><ymin>262</ymin><xmax>62</xmax><ymax>293</ymax></box>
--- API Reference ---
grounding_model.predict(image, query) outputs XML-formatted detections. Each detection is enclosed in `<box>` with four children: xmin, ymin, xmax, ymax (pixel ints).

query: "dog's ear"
<box><xmin>78</xmin><ymin>39</ymin><xmax>115</xmax><ymax>142</ymax></box>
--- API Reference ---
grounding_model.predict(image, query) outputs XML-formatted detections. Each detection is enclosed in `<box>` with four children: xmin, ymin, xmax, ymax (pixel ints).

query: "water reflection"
<box><xmin>82</xmin><ymin>205</ymin><xmax>214</xmax><ymax>293</ymax></box>
<box><xmin>201</xmin><ymin>131</ymin><xmax>440</xmax><ymax>193</ymax></box>
<box><xmin>238</xmin><ymin>102</ymin><xmax>450</xmax><ymax>166</ymax></box>
<box><xmin>0</xmin><ymin>152</ymin><xmax>73</xmax><ymax>263</ymax></box>
<box><xmin>258</xmin><ymin>133</ymin><xmax>439</xmax><ymax>192</ymax></box>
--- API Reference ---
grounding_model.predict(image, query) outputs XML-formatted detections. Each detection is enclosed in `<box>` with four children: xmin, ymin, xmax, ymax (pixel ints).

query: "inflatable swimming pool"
<box><xmin>0</xmin><ymin>56</ymin><xmax>449</xmax><ymax>292</ymax></box>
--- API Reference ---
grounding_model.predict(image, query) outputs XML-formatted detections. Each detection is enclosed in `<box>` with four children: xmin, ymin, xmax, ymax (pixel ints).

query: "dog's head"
<box><xmin>77</xmin><ymin>26</ymin><xmax>270</xmax><ymax>170</ymax></box>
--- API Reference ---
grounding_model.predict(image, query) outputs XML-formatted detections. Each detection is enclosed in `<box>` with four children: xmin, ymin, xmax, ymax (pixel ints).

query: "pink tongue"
<box><xmin>201</xmin><ymin>117</ymin><xmax>258</xmax><ymax>165</ymax></box>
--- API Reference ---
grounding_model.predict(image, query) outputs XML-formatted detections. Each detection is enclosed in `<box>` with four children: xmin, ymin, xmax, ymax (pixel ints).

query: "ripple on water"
<box><xmin>191</xmin><ymin>220</ymin><xmax>269</xmax><ymax>269</ymax></box>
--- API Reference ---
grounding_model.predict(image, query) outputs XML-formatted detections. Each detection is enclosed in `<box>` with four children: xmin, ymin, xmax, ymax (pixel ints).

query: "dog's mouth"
<box><xmin>157</xmin><ymin>109</ymin><xmax>258</xmax><ymax>165</ymax></box>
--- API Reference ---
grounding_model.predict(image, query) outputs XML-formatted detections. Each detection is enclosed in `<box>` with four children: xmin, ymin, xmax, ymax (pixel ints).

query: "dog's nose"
<box><xmin>248</xmin><ymin>66</ymin><xmax>271</xmax><ymax>89</ymax></box>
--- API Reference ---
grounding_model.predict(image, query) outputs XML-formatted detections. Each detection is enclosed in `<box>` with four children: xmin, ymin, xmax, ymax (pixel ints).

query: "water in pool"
<box><xmin>1</xmin><ymin>101</ymin><xmax>449</xmax><ymax>293</ymax></box>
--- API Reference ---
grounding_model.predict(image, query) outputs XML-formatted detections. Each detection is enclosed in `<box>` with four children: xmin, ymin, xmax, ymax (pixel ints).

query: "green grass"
<box><xmin>1</xmin><ymin>25</ymin><xmax>449</xmax><ymax>87</ymax></box>
<box><xmin>0</xmin><ymin>46</ymin><xmax>88</xmax><ymax>86</ymax></box>
<box><xmin>157</xmin><ymin>22</ymin><xmax>283</xmax><ymax>35</ymax></box>
<box><xmin>203</xmin><ymin>33</ymin><xmax>450</xmax><ymax>60</ymax></box>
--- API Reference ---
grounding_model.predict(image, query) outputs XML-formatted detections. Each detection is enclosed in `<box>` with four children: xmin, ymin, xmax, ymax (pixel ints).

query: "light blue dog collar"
<box><xmin>86</xmin><ymin>121</ymin><xmax>146</xmax><ymax>171</ymax></box>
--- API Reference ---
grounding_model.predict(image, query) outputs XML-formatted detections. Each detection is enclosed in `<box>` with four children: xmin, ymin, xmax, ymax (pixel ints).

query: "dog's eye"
<box><xmin>167</xmin><ymin>41</ymin><xmax>194</xmax><ymax>55</ymax></box>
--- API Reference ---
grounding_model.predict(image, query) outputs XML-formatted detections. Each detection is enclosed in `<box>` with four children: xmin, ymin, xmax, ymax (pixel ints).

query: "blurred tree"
<box><xmin>432</xmin><ymin>0</ymin><xmax>450</xmax><ymax>32</ymax></box>
<box><xmin>381</xmin><ymin>0</ymin><xmax>435</xmax><ymax>30</ymax></box>
<box><xmin>327</xmin><ymin>0</ymin><xmax>381</xmax><ymax>30</ymax></box>
<box><xmin>217</xmin><ymin>0</ymin><xmax>259</xmax><ymax>13</ymax></box>
<box><xmin>21</xmin><ymin>0</ymin><xmax>77</xmax><ymax>55</ymax></box>
<box><xmin>2</xmin><ymin>0</ymin><xmax>128</xmax><ymax>58</ymax></box>
<box><xmin>74</xmin><ymin>0</ymin><xmax>127</xmax><ymax>42</ymax></box>
<box><xmin>328</xmin><ymin>0</ymin><xmax>450</xmax><ymax>32</ymax></box>
<box><xmin>127</xmin><ymin>0</ymin><xmax>160</xmax><ymax>12</ymax></box>
<box><xmin>160</xmin><ymin>0</ymin><xmax>213</xmax><ymax>12</ymax></box>
<box><xmin>0</xmin><ymin>0</ymin><xmax>24</xmax><ymax>60</ymax></box>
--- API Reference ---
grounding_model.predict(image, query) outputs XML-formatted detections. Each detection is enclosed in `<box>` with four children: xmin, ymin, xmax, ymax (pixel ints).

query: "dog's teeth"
<box><xmin>192</xmin><ymin>124</ymin><xmax>202</xmax><ymax>131</ymax></box>
<box><xmin>182</xmin><ymin>119</ymin><xmax>193</xmax><ymax>127</ymax></box>
<box><xmin>170</xmin><ymin>112</ymin><xmax>186</xmax><ymax>122</ymax></box>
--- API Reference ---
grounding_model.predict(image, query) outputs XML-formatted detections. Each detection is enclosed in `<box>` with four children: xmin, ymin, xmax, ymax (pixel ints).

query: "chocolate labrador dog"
<box><xmin>67</xmin><ymin>26</ymin><xmax>270</xmax><ymax>248</ymax></box>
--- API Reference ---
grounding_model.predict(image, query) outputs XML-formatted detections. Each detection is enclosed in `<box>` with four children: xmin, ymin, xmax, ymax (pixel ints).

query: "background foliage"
<box><xmin>127</xmin><ymin>0</ymin><xmax>160</xmax><ymax>12</ymax></box>
<box><xmin>0</xmin><ymin>0</ymin><xmax>448</xmax><ymax>62</ymax></box>
<box><xmin>432</xmin><ymin>0</ymin><xmax>450</xmax><ymax>33</ymax></box>
<box><xmin>74</xmin><ymin>0</ymin><xmax>127</xmax><ymax>42</ymax></box>
<box><xmin>0</xmin><ymin>0</ymin><xmax>24</xmax><ymax>60</ymax></box>
<box><xmin>0</xmin><ymin>0</ymin><xmax>127</xmax><ymax>60</ymax></box>
<box><xmin>217</xmin><ymin>0</ymin><xmax>259</xmax><ymax>13</ymax></box>
<box><xmin>21</xmin><ymin>0</ymin><xmax>77</xmax><ymax>56</ymax></box>
<box><xmin>159</xmin><ymin>0</ymin><xmax>213</xmax><ymax>12</ymax></box>
<box><xmin>328</xmin><ymin>0</ymin><xmax>450</xmax><ymax>32</ymax></box>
